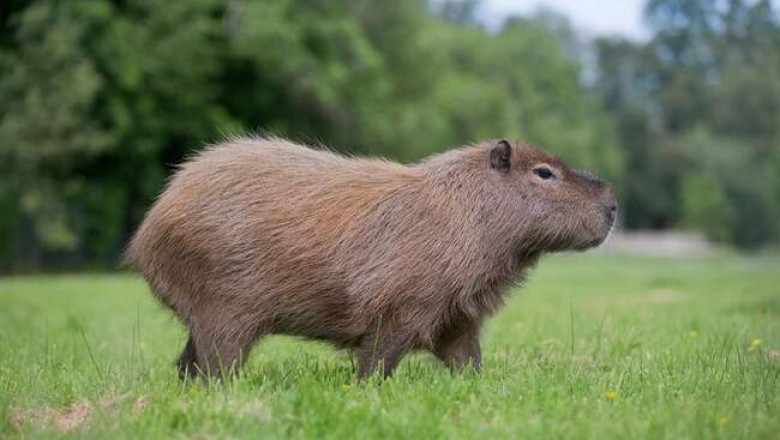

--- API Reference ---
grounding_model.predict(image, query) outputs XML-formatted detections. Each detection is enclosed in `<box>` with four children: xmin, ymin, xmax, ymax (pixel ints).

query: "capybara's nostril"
<box><xmin>604</xmin><ymin>203</ymin><xmax>617</xmax><ymax>224</ymax></box>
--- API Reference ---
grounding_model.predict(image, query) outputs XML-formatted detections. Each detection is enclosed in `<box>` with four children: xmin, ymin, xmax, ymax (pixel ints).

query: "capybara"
<box><xmin>125</xmin><ymin>137</ymin><xmax>617</xmax><ymax>379</ymax></box>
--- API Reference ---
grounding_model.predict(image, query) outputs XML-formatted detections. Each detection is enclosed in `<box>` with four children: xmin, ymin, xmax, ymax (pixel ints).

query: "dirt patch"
<box><xmin>9</xmin><ymin>395</ymin><xmax>148</xmax><ymax>433</ymax></box>
<box><xmin>231</xmin><ymin>399</ymin><xmax>271</xmax><ymax>419</ymax></box>
<box><xmin>10</xmin><ymin>402</ymin><xmax>92</xmax><ymax>433</ymax></box>
<box><xmin>646</xmin><ymin>289</ymin><xmax>689</xmax><ymax>303</ymax></box>
<box><xmin>133</xmin><ymin>395</ymin><xmax>149</xmax><ymax>417</ymax></box>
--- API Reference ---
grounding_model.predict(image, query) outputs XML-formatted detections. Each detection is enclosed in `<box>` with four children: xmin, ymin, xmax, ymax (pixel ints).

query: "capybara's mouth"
<box><xmin>574</xmin><ymin>212</ymin><xmax>616</xmax><ymax>251</ymax></box>
<box><xmin>574</xmin><ymin>235</ymin><xmax>608</xmax><ymax>251</ymax></box>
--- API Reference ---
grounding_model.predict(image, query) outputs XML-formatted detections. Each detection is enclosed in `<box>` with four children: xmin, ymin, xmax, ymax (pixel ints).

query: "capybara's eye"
<box><xmin>533</xmin><ymin>167</ymin><xmax>556</xmax><ymax>181</ymax></box>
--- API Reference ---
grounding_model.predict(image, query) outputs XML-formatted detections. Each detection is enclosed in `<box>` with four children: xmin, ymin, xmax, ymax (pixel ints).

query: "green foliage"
<box><xmin>595</xmin><ymin>0</ymin><xmax>780</xmax><ymax>246</ymax></box>
<box><xmin>0</xmin><ymin>185</ymin><xmax>21</xmax><ymax>262</ymax></box>
<box><xmin>0</xmin><ymin>0</ymin><xmax>231</xmax><ymax>268</ymax></box>
<box><xmin>679</xmin><ymin>128</ymin><xmax>779</xmax><ymax>247</ymax></box>
<box><xmin>681</xmin><ymin>172</ymin><xmax>733</xmax><ymax>242</ymax></box>
<box><xmin>0</xmin><ymin>2</ymin><xmax>110</xmax><ymax>252</ymax></box>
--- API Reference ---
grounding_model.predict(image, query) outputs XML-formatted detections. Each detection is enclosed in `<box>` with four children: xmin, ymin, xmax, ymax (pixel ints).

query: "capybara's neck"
<box><xmin>414</xmin><ymin>146</ymin><xmax>539</xmax><ymax>298</ymax></box>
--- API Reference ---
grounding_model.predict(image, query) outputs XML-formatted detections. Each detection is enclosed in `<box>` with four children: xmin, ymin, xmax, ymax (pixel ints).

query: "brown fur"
<box><xmin>124</xmin><ymin>137</ymin><xmax>616</xmax><ymax>379</ymax></box>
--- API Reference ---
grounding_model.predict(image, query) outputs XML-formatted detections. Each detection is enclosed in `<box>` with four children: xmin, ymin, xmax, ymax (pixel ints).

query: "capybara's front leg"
<box><xmin>357</xmin><ymin>322</ymin><xmax>414</xmax><ymax>380</ymax></box>
<box><xmin>434</xmin><ymin>324</ymin><xmax>482</xmax><ymax>373</ymax></box>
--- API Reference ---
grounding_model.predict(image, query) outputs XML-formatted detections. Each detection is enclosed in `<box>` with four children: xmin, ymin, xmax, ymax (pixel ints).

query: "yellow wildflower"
<box><xmin>341</xmin><ymin>384</ymin><xmax>351</xmax><ymax>391</ymax></box>
<box><xmin>604</xmin><ymin>391</ymin><xmax>616</xmax><ymax>400</ymax></box>
<box><xmin>748</xmin><ymin>338</ymin><xmax>763</xmax><ymax>353</ymax></box>
<box><xmin>717</xmin><ymin>415</ymin><xmax>730</xmax><ymax>427</ymax></box>
<box><xmin>689</xmin><ymin>330</ymin><xmax>699</xmax><ymax>338</ymax></box>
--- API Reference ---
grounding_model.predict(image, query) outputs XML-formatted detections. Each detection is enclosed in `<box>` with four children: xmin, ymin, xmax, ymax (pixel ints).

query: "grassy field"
<box><xmin>0</xmin><ymin>254</ymin><xmax>778</xmax><ymax>439</ymax></box>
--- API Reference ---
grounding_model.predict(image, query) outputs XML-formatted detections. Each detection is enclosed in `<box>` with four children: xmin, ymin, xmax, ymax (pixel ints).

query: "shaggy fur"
<box><xmin>124</xmin><ymin>137</ymin><xmax>616</xmax><ymax>379</ymax></box>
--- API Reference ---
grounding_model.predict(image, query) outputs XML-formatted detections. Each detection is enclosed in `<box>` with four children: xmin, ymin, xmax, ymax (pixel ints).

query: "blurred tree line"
<box><xmin>0</xmin><ymin>0</ymin><xmax>777</xmax><ymax>271</ymax></box>
<box><xmin>595</xmin><ymin>0</ymin><xmax>780</xmax><ymax>247</ymax></box>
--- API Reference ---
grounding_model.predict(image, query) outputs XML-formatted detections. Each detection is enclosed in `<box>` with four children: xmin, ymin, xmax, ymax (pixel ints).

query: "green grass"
<box><xmin>1</xmin><ymin>254</ymin><xmax>778</xmax><ymax>439</ymax></box>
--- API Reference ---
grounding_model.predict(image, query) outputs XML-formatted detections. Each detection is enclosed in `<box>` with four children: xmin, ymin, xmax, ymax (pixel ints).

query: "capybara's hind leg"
<box><xmin>357</xmin><ymin>322</ymin><xmax>414</xmax><ymax>380</ymax></box>
<box><xmin>176</xmin><ymin>335</ymin><xmax>198</xmax><ymax>380</ymax></box>
<box><xmin>191</xmin><ymin>322</ymin><xmax>260</xmax><ymax>379</ymax></box>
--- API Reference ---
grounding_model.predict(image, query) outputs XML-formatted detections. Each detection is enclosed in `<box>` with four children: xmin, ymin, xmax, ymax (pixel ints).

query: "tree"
<box><xmin>0</xmin><ymin>2</ymin><xmax>110</xmax><ymax>264</ymax></box>
<box><xmin>594</xmin><ymin>0</ymin><xmax>780</xmax><ymax>245</ymax></box>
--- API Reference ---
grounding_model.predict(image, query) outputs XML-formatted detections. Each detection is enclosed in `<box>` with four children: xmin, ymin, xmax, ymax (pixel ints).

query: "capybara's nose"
<box><xmin>603</xmin><ymin>200</ymin><xmax>618</xmax><ymax>225</ymax></box>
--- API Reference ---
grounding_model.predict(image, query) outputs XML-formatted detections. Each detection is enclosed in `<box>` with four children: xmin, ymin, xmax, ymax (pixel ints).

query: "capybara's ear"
<box><xmin>490</xmin><ymin>140</ymin><xmax>512</xmax><ymax>171</ymax></box>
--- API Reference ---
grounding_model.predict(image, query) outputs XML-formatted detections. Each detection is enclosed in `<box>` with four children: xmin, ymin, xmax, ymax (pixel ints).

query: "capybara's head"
<box><xmin>483</xmin><ymin>139</ymin><xmax>617</xmax><ymax>252</ymax></box>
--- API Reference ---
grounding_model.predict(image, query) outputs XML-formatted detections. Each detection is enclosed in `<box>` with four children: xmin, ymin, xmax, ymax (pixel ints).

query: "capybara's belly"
<box><xmin>269</xmin><ymin>287</ymin><xmax>365</xmax><ymax>347</ymax></box>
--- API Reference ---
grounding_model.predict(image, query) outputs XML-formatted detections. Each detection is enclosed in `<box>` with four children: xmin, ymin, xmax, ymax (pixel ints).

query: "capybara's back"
<box><xmin>126</xmin><ymin>136</ymin><xmax>617</xmax><ymax>379</ymax></box>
